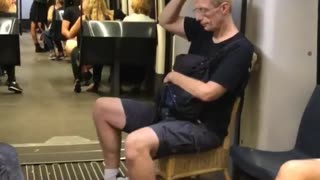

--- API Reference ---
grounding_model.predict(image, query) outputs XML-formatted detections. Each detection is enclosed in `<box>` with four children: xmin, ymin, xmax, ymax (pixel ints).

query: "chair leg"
<box><xmin>224</xmin><ymin>169</ymin><xmax>231</xmax><ymax>180</ymax></box>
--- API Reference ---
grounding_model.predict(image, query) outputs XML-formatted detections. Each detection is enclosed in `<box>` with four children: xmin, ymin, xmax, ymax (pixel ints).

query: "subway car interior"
<box><xmin>0</xmin><ymin>0</ymin><xmax>319</xmax><ymax>179</ymax></box>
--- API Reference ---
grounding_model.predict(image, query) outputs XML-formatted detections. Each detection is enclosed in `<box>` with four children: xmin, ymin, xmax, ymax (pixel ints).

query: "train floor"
<box><xmin>0</xmin><ymin>33</ymin><xmax>224</xmax><ymax>179</ymax></box>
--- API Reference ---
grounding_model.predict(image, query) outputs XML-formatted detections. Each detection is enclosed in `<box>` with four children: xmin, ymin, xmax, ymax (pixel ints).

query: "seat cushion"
<box><xmin>230</xmin><ymin>146</ymin><xmax>309</xmax><ymax>180</ymax></box>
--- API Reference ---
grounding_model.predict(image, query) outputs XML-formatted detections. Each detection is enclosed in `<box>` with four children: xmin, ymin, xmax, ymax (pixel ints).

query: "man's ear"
<box><xmin>220</xmin><ymin>2</ymin><xmax>231</xmax><ymax>15</ymax></box>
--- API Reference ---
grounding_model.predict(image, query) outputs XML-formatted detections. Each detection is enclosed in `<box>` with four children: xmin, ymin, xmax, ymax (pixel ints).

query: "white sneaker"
<box><xmin>117</xmin><ymin>177</ymin><xmax>129</xmax><ymax>180</ymax></box>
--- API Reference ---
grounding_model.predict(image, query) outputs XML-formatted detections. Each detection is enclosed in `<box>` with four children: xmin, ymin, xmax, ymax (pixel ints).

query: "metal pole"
<box><xmin>240</xmin><ymin>0</ymin><xmax>247</xmax><ymax>34</ymax></box>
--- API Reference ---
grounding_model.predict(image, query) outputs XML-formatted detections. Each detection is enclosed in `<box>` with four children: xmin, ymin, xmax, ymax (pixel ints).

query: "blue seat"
<box><xmin>230</xmin><ymin>85</ymin><xmax>320</xmax><ymax>180</ymax></box>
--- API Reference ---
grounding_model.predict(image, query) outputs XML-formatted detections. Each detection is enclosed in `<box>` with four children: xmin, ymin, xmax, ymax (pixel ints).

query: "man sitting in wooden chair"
<box><xmin>91</xmin><ymin>0</ymin><xmax>254</xmax><ymax>180</ymax></box>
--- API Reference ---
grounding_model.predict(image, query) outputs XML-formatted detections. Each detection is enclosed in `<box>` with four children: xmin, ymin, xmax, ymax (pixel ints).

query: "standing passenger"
<box><xmin>29</xmin><ymin>0</ymin><xmax>48</xmax><ymax>52</ymax></box>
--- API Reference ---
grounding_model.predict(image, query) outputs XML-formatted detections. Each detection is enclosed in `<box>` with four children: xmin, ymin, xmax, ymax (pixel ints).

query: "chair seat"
<box><xmin>158</xmin><ymin>146</ymin><xmax>228</xmax><ymax>179</ymax></box>
<box><xmin>230</xmin><ymin>146</ymin><xmax>309</xmax><ymax>180</ymax></box>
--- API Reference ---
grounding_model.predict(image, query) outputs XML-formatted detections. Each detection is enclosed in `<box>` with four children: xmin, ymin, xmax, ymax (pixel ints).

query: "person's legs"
<box><xmin>0</xmin><ymin>143</ymin><xmax>24</xmax><ymax>180</ymax></box>
<box><xmin>93</xmin><ymin>98</ymin><xmax>157</xmax><ymax>180</ymax></box>
<box><xmin>276</xmin><ymin>159</ymin><xmax>320</xmax><ymax>180</ymax></box>
<box><xmin>70</xmin><ymin>47</ymin><xmax>83</xmax><ymax>93</ymax></box>
<box><xmin>87</xmin><ymin>65</ymin><xmax>103</xmax><ymax>93</ymax></box>
<box><xmin>29</xmin><ymin>1</ymin><xmax>47</xmax><ymax>53</ymax></box>
<box><xmin>2</xmin><ymin>65</ymin><xmax>22</xmax><ymax>93</ymax></box>
<box><xmin>124</xmin><ymin>127</ymin><xmax>159</xmax><ymax>180</ymax></box>
<box><xmin>43</xmin><ymin>30</ymin><xmax>56</xmax><ymax>59</ymax></box>
<box><xmin>93</xmin><ymin>98</ymin><xmax>126</xmax><ymax>169</ymax></box>
<box><xmin>54</xmin><ymin>38</ymin><xmax>64</xmax><ymax>60</ymax></box>
<box><xmin>30</xmin><ymin>21</ymin><xmax>45</xmax><ymax>52</ymax></box>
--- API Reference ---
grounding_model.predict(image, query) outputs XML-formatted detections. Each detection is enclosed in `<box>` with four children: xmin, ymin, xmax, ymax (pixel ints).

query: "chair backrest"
<box><xmin>223</xmin><ymin>97</ymin><xmax>242</xmax><ymax>149</ymax></box>
<box><xmin>81</xmin><ymin>21</ymin><xmax>119</xmax><ymax>65</ymax></box>
<box><xmin>223</xmin><ymin>52</ymin><xmax>258</xmax><ymax>149</ymax></box>
<box><xmin>0</xmin><ymin>17</ymin><xmax>18</xmax><ymax>35</ymax></box>
<box><xmin>116</xmin><ymin>22</ymin><xmax>157</xmax><ymax>66</ymax></box>
<box><xmin>0</xmin><ymin>17</ymin><xmax>20</xmax><ymax>65</ymax></box>
<box><xmin>295</xmin><ymin>85</ymin><xmax>320</xmax><ymax>157</ymax></box>
<box><xmin>80</xmin><ymin>21</ymin><xmax>157</xmax><ymax>66</ymax></box>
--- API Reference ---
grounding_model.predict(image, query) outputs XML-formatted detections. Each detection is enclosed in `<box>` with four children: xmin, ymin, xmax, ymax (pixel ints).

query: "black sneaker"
<box><xmin>74</xmin><ymin>80</ymin><xmax>81</xmax><ymax>93</ymax></box>
<box><xmin>8</xmin><ymin>81</ymin><xmax>23</xmax><ymax>93</ymax></box>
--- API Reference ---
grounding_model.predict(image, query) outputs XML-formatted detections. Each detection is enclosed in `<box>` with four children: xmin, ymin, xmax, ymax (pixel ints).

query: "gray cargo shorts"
<box><xmin>121</xmin><ymin>99</ymin><xmax>221</xmax><ymax>158</ymax></box>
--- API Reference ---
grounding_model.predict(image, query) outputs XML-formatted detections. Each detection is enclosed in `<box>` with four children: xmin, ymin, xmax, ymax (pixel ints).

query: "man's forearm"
<box><xmin>159</xmin><ymin>0</ymin><xmax>186</xmax><ymax>26</ymax></box>
<box><xmin>169</xmin><ymin>72</ymin><xmax>209</xmax><ymax>101</ymax></box>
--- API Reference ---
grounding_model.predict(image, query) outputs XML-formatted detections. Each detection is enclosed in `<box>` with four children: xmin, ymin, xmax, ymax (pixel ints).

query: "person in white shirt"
<box><xmin>123</xmin><ymin>0</ymin><xmax>154</xmax><ymax>22</ymax></box>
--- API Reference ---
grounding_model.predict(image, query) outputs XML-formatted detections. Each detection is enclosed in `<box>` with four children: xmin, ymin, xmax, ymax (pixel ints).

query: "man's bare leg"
<box><xmin>92</xmin><ymin>97</ymin><xmax>126</xmax><ymax>169</ymax></box>
<box><xmin>31</xmin><ymin>21</ymin><xmax>45</xmax><ymax>52</ymax></box>
<box><xmin>125</xmin><ymin>127</ymin><xmax>159</xmax><ymax>180</ymax></box>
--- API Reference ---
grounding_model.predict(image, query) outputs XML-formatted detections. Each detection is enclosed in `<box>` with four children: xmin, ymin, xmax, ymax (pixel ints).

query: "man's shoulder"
<box><xmin>231</xmin><ymin>33</ymin><xmax>254</xmax><ymax>52</ymax></box>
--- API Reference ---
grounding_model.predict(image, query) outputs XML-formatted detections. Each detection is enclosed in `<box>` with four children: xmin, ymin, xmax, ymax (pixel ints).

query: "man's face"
<box><xmin>193</xmin><ymin>0</ymin><xmax>224</xmax><ymax>32</ymax></box>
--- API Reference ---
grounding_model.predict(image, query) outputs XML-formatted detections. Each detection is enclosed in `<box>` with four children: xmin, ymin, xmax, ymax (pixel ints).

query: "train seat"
<box><xmin>0</xmin><ymin>16</ymin><xmax>20</xmax><ymax>66</ymax></box>
<box><xmin>81</xmin><ymin>21</ymin><xmax>157</xmax><ymax>96</ymax></box>
<box><xmin>230</xmin><ymin>85</ymin><xmax>320</xmax><ymax>180</ymax></box>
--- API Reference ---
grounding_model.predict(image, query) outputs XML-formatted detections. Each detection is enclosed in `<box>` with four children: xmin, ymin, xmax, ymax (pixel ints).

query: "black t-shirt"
<box><xmin>184</xmin><ymin>17</ymin><xmax>254</xmax><ymax>140</ymax></box>
<box><xmin>63</xmin><ymin>6</ymin><xmax>81</xmax><ymax>44</ymax></box>
<box><xmin>0</xmin><ymin>12</ymin><xmax>16</xmax><ymax>17</ymax></box>
<box><xmin>63</xmin><ymin>6</ymin><xmax>81</xmax><ymax>29</ymax></box>
<box><xmin>34</xmin><ymin>0</ymin><xmax>48</xmax><ymax>4</ymax></box>
<box><xmin>113</xmin><ymin>9</ymin><xmax>126</xmax><ymax>20</ymax></box>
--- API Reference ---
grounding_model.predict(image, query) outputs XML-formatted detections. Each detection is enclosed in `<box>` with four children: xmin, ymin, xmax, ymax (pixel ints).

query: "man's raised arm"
<box><xmin>159</xmin><ymin>0</ymin><xmax>187</xmax><ymax>39</ymax></box>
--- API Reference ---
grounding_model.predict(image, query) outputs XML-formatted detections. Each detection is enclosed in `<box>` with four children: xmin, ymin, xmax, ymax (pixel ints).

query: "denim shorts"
<box><xmin>121</xmin><ymin>99</ymin><xmax>222</xmax><ymax>158</ymax></box>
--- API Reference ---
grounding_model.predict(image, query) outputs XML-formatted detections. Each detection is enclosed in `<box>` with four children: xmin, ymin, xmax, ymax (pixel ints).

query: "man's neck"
<box><xmin>212</xmin><ymin>16</ymin><xmax>239</xmax><ymax>43</ymax></box>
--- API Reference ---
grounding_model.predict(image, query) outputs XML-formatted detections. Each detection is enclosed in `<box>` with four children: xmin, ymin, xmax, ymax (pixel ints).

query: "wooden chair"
<box><xmin>157</xmin><ymin>53</ymin><xmax>258</xmax><ymax>180</ymax></box>
<box><xmin>157</xmin><ymin>97</ymin><xmax>240</xmax><ymax>180</ymax></box>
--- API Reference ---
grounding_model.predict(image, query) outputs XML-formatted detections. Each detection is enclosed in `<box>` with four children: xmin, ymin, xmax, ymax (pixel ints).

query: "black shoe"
<box><xmin>8</xmin><ymin>81</ymin><xmax>23</xmax><ymax>93</ymax></box>
<box><xmin>35</xmin><ymin>46</ymin><xmax>47</xmax><ymax>53</ymax></box>
<box><xmin>74</xmin><ymin>80</ymin><xmax>81</xmax><ymax>93</ymax></box>
<box><xmin>35</xmin><ymin>44</ymin><xmax>47</xmax><ymax>53</ymax></box>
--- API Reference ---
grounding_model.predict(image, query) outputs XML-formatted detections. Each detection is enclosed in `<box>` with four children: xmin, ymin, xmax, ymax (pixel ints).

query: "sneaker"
<box><xmin>8</xmin><ymin>81</ymin><xmax>23</xmax><ymax>93</ymax></box>
<box><xmin>56</xmin><ymin>54</ymin><xmax>64</xmax><ymax>61</ymax></box>
<box><xmin>86</xmin><ymin>83</ymin><xmax>99</xmax><ymax>93</ymax></box>
<box><xmin>117</xmin><ymin>177</ymin><xmax>129</xmax><ymax>180</ymax></box>
<box><xmin>74</xmin><ymin>80</ymin><xmax>81</xmax><ymax>93</ymax></box>
<box><xmin>35</xmin><ymin>46</ymin><xmax>47</xmax><ymax>53</ymax></box>
<box><xmin>49</xmin><ymin>53</ymin><xmax>56</xmax><ymax>60</ymax></box>
<box><xmin>81</xmin><ymin>71</ymin><xmax>92</xmax><ymax>86</ymax></box>
<box><xmin>116</xmin><ymin>173</ymin><xmax>129</xmax><ymax>180</ymax></box>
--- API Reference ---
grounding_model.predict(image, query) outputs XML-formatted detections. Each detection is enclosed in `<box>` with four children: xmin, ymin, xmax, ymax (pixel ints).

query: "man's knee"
<box><xmin>276</xmin><ymin>160</ymin><xmax>302</xmax><ymax>180</ymax></box>
<box><xmin>93</xmin><ymin>98</ymin><xmax>119</xmax><ymax>120</ymax></box>
<box><xmin>125</xmin><ymin>133</ymin><xmax>148</xmax><ymax>161</ymax></box>
<box><xmin>124</xmin><ymin>129</ymin><xmax>159</xmax><ymax>161</ymax></box>
<box><xmin>93</xmin><ymin>98</ymin><xmax>109</xmax><ymax>118</ymax></box>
